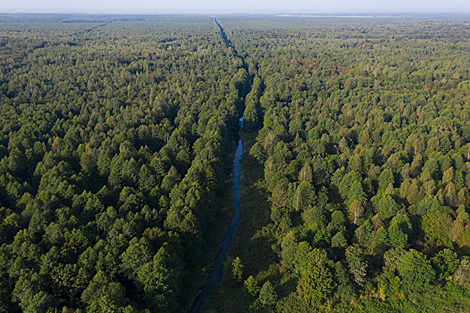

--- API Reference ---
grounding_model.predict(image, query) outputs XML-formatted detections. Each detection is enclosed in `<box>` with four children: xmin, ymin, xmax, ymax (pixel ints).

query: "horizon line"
<box><xmin>1</xmin><ymin>10</ymin><xmax>470</xmax><ymax>15</ymax></box>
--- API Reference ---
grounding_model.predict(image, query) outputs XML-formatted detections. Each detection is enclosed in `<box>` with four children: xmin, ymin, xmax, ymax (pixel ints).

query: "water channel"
<box><xmin>189</xmin><ymin>116</ymin><xmax>244</xmax><ymax>313</ymax></box>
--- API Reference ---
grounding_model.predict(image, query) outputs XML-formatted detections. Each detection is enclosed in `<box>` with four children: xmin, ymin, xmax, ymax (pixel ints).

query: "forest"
<box><xmin>1</xmin><ymin>13</ymin><xmax>470</xmax><ymax>313</ymax></box>
<box><xmin>206</xmin><ymin>16</ymin><xmax>470</xmax><ymax>312</ymax></box>
<box><xmin>0</xmin><ymin>14</ymin><xmax>248</xmax><ymax>312</ymax></box>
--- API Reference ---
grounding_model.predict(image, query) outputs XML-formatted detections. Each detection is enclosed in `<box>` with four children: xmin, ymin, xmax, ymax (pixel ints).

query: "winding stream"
<box><xmin>189</xmin><ymin>116</ymin><xmax>244</xmax><ymax>313</ymax></box>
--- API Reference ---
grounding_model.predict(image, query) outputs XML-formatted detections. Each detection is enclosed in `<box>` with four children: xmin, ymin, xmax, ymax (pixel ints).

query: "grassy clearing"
<box><xmin>229</xmin><ymin>130</ymin><xmax>278</xmax><ymax>277</ymax></box>
<box><xmin>201</xmin><ymin>129</ymin><xmax>279</xmax><ymax>312</ymax></box>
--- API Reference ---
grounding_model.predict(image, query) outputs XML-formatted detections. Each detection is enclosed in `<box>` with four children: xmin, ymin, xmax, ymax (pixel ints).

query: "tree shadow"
<box><xmin>277</xmin><ymin>276</ymin><xmax>299</xmax><ymax>299</ymax></box>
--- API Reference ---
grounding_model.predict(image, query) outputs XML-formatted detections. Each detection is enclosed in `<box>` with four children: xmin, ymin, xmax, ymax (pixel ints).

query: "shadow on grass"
<box><xmin>229</xmin><ymin>139</ymin><xmax>278</xmax><ymax>276</ymax></box>
<box><xmin>205</xmin><ymin>130</ymin><xmax>287</xmax><ymax>312</ymax></box>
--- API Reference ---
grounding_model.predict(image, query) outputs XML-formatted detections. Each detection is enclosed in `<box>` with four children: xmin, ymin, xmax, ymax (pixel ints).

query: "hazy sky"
<box><xmin>1</xmin><ymin>0</ymin><xmax>470</xmax><ymax>14</ymax></box>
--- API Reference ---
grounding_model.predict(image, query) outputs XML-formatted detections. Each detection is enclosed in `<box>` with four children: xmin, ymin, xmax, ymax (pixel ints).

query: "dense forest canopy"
<box><xmin>0</xmin><ymin>14</ymin><xmax>248</xmax><ymax>313</ymax></box>
<box><xmin>207</xmin><ymin>16</ymin><xmax>470</xmax><ymax>312</ymax></box>
<box><xmin>2</xmin><ymin>13</ymin><xmax>470</xmax><ymax>313</ymax></box>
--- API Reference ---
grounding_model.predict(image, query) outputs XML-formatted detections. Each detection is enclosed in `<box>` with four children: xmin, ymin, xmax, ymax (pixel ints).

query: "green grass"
<box><xmin>226</xmin><ymin>130</ymin><xmax>278</xmax><ymax>278</ymax></box>
<box><xmin>201</xmin><ymin>129</ymin><xmax>280</xmax><ymax>312</ymax></box>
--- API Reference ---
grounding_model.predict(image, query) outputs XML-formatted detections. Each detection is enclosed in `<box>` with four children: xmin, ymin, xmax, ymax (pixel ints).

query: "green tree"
<box><xmin>137</xmin><ymin>247</ymin><xmax>181</xmax><ymax>311</ymax></box>
<box><xmin>397</xmin><ymin>249</ymin><xmax>435</xmax><ymax>294</ymax></box>
<box><xmin>81</xmin><ymin>271</ymin><xmax>125</xmax><ymax>305</ymax></box>
<box><xmin>302</xmin><ymin>207</ymin><xmax>327</xmax><ymax>227</ymax></box>
<box><xmin>388</xmin><ymin>214</ymin><xmax>412</xmax><ymax>248</ymax></box>
<box><xmin>97</xmin><ymin>150</ymin><xmax>111</xmax><ymax>177</ymax></box>
<box><xmin>388</xmin><ymin>276</ymin><xmax>402</xmax><ymax>296</ymax></box>
<box><xmin>372</xmin><ymin>227</ymin><xmax>389</xmax><ymax>253</ymax></box>
<box><xmin>232</xmin><ymin>257</ymin><xmax>244</xmax><ymax>282</ymax></box>
<box><xmin>244</xmin><ymin>98</ymin><xmax>261</xmax><ymax>131</ymax></box>
<box><xmin>259</xmin><ymin>281</ymin><xmax>277</xmax><ymax>306</ymax></box>
<box><xmin>348</xmin><ymin>200</ymin><xmax>364</xmax><ymax>225</ymax></box>
<box><xmin>281</xmin><ymin>231</ymin><xmax>298</xmax><ymax>269</ymax></box>
<box><xmin>334</xmin><ymin>261</ymin><xmax>353</xmax><ymax>300</ymax></box>
<box><xmin>294</xmin><ymin>241</ymin><xmax>313</xmax><ymax>272</ymax></box>
<box><xmin>331</xmin><ymin>232</ymin><xmax>348</xmax><ymax>248</ymax></box>
<box><xmin>378</xmin><ymin>169</ymin><xmax>395</xmax><ymax>191</ymax></box>
<box><xmin>120</xmin><ymin>244</ymin><xmax>152</xmax><ymax>280</ymax></box>
<box><xmin>376</xmin><ymin>195</ymin><xmax>398</xmax><ymax>220</ymax></box>
<box><xmin>297</xmin><ymin>249</ymin><xmax>334</xmax><ymax>304</ymax></box>
<box><xmin>244</xmin><ymin>276</ymin><xmax>260</xmax><ymax>297</ymax></box>
<box><xmin>293</xmin><ymin>181</ymin><xmax>316</xmax><ymax>211</ymax></box>
<box><xmin>422</xmin><ymin>211</ymin><xmax>453</xmax><ymax>246</ymax></box>
<box><xmin>431</xmin><ymin>249</ymin><xmax>459</xmax><ymax>280</ymax></box>
<box><xmin>345</xmin><ymin>245</ymin><xmax>368</xmax><ymax>287</ymax></box>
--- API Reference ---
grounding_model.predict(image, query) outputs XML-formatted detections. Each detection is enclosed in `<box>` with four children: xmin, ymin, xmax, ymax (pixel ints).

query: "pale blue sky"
<box><xmin>1</xmin><ymin>0</ymin><xmax>470</xmax><ymax>14</ymax></box>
